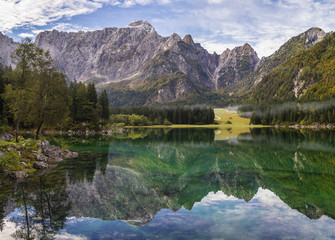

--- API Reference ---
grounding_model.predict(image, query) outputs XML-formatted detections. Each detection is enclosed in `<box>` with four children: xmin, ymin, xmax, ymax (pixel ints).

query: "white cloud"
<box><xmin>194</xmin><ymin>37</ymin><xmax>238</xmax><ymax>54</ymax></box>
<box><xmin>2</xmin><ymin>0</ymin><xmax>335</xmax><ymax>57</ymax></box>
<box><xmin>189</xmin><ymin>0</ymin><xmax>335</xmax><ymax>56</ymax></box>
<box><xmin>19</xmin><ymin>23</ymin><xmax>95</xmax><ymax>40</ymax></box>
<box><xmin>0</xmin><ymin>0</ymin><xmax>169</xmax><ymax>34</ymax></box>
<box><xmin>55</xmin><ymin>231</ymin><xmax>89</xmax><ymax>240</ymax></box>
<box><xmin>18</xmin><ymin>32</ymin><xmax>35</xmax><ymax>38</ymax></box>
<box><xmin>157</xmin><ymin>0</ymin><xmax>170</xmax><ymax>4</ymax></box>
<box><xmin>0</xmin><ymin>0</ymin><xmax>104</xmax><ymax>33</ymax></box>
<box><xmin>207</xmin><ymin>0</ymin><xmax>224</xmax><ymax>4</ymax></box>
<box><xmin>121</xmin><ymin>0</ymin><xmax>152</xmax><ymax>8</ymax></box>
<box><xmin>50</xmin><ymin>23</ymin><xmax>94</xmax><ymax>32</ymax></box>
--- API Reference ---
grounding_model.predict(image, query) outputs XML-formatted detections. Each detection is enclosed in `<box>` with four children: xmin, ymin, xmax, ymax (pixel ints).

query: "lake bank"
<box><xmin>126</xmin><ymin>108</ymin><xmax>265</xmax><ymax>139</ymax></box>
<box><xmin>1</xmin><ymin>128</ymin><xmax>335</xmax><ymax>239</ymax></box>
<box><xmin>0</xmin><ymin>134</ymin><xmax>78</xmax><ymax>181</ymax></box>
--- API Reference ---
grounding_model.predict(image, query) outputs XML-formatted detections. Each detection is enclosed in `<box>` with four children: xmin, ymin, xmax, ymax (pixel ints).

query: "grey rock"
<box><xmin>35</xmin><ymin>20</ymin><xmax>180</xmax><ymax>84</ymax></box>
<box><xmin>62</xmin><ymin>148</ymin><xmax>79</xmax><ymax>158</ymax></box>
<box><xmin>0</xmin><ymin>151</ymin><xmax>4</xmax><ymax>157</ymax></box>
<box><xmin>0</xmin><ymin>133</ymin><xmax>14</xmax><ymax>141</ymax></box>
<box><xmin>0</xmin><ymin>32</ymin><xmax>17</xmax><ymax>67</ymax></box>
<box><xmin>33</xmin><ymin>161</ymin><xmax>49</xmax><ymax>169</ymax></box>
<box><xmin>34</xmin><ymin>154</ymin><xmax>49</xmax><ymax>162</ymax></box>
<box><xmin>5</xmin><ymin>171</ymin><xmax>28</xmax><ymax>180</ymax></box>
<box><xmin>38</xmin><ymin>140</ymin><xmax>64</xmax><ymax>160</ymax></box>
<box><xmin>1</xmin><ymin>22</ymin><xmax>327</xmax><ymax>103</ymax></box>
<box><xmin>215</xmin><ymin>43</ymin><xmax>259</xmax><ymax>89</ymax></box>
<box><xmin>34</xmin><ymin>20</ymin><xmax>259</xmax><ymax>103</ymax></box>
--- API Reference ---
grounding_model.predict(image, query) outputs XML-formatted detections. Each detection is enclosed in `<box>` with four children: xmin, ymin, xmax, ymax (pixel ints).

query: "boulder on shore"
<box><xmin>0</xmin><ymin>133</ymin><xmax>14</xmax><ymax>141</ymax></box>
<box><xmin>4</xmin><ymin>171</ymin><xmax>28</xmax><ymax>180</ymax></box>
<box><xmin>33</xmin><ymin>161</ymin><xmax>49</xmax><ymax>169</ymax></box>
<box><xmin>1</xmin><ymin>138</ymin><xmax>79</xmax><ymax>181</ymax></box>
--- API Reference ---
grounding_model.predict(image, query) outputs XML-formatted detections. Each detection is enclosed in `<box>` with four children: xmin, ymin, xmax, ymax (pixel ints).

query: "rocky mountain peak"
<box><xmin>242</xmin><ymin>43</ymin><xmax>253</xmax><ymax>50</ymax></box>
<box><xmin>183</xmin><ymin>34</ymin><xmax>195</xmax><ymax>45</ymax></box>
<box><xmin>303</xmin><ymin>27</ymin><xmax>327</xmax><ymax>48</ymax></box>
<box><xmin>35</xmin><ymin>21</ymin><xmax>181</xmax><ymax>83</ymax></box>
<box><xmin>126</xmin><ymin>20</ymin><xmax>155</xmax><ymax>34</ymax></box>
<box><xmin>232</xmin><ymin>43</ymin><xmax>258</xmax><ymax>56</ymax></box>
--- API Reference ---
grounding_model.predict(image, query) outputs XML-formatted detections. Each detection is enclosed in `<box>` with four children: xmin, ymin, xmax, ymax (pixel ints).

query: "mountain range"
<box><xmin>0</xmin><ymin>20</ymin><xmax>333</xmax><ymax>106</ymax></box>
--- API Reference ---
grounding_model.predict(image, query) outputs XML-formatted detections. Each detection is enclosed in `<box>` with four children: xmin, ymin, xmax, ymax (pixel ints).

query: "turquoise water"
<box><xmin>1</xmin><ymin>128</ymin><xmax>335</xmax><ymax>239</ymax></box>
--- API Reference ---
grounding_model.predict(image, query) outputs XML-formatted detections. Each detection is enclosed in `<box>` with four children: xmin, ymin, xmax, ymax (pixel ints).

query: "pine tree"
<box><xmin>99</xmin><ymin>89</ymin><xmax>110</xmax><ymax>122</ymax></box>
<box><xmin>87</xmin><ymin>82</ymin><xmax>97</xmax><ymax>107</ymax></box>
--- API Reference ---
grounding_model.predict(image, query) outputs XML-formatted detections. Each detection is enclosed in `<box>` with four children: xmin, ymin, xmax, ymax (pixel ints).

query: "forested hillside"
<box><xmin>253</xmin><ymin>32</ymin><xmax>335</xmax><ymax>102</ymax></box>
<box><xmin>229</xmin><ymin>27</ymin><xmax>327</xmax><ymax>96</ymax></box>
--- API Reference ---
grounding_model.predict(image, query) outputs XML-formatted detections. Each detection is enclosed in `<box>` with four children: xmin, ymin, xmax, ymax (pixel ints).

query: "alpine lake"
<box><xmin>1</xmin><ymin>126</ymin><xmax>335</xmax><ymax>239</ymax></box>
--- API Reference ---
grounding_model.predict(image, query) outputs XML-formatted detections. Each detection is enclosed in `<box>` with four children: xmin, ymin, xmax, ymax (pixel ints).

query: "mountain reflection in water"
<box><xmin>1</xmin><ymin>128</ymin><xmax>335</xmax><ymax>239</ymax></box>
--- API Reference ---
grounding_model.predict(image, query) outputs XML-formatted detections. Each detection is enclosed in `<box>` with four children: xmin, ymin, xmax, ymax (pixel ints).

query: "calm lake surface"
<box><xmin>1</xmin><ymin>128</ymin><xmax>335</xmax><ymax>239</ymax></box>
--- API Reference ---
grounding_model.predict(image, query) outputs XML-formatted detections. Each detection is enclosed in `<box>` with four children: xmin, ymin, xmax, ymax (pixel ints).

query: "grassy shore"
<box><xmin>126</xmin><ymin>108</ymin><xmax>264</xmax><ymax>139</ymax></box>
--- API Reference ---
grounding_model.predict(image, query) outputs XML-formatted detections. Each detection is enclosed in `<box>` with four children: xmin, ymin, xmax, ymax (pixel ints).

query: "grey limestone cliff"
<box><xmin>35</xmin><ymin>20</ymin><xmax>181</xmax><ymax>84</ymax></box>
<box><xmin>0</xmin><ymin>32</ymin><xmax>17</xmax><ymax>67</ymax></box>
<box><xmin>34</xmin><ymin>20</ymin><xmax>260</xmax><ymax>104</ymax></box>
<box><xmin>215</xmin><ymin>43</ymin><xmax>259</xmax><ymax>89</ymax></box>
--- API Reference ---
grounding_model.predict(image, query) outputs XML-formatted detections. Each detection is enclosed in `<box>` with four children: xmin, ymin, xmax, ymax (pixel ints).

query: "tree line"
<box><xmin>110</xmin><ymin>105</ymin><xmax>215</xmax><ymax>125</ymax></box>
<box><xmin>247</xmin><ymin>101</ymin><xmax>335</xmax><ymax>125</ymax></box>
<box><xmin>0</xmin><ymin>38</ymin><xmax>109</xmax><ymax>140</ymax></box>
<box><xmin>0</xmin><ymin>38</ymin><xmax>216</xmax><ymax>139</ymax></box>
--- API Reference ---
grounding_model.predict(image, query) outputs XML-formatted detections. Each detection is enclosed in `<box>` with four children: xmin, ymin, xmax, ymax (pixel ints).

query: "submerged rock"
<box><xmin>63</xmin><ymin>149</ymin><xmax>79</xmax><ymax>158</ymax></box>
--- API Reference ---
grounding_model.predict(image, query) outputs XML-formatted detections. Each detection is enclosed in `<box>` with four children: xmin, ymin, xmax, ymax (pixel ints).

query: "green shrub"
<box><xmin>0</xmin><ymin>150</ymin><xmax>21</xmax><ymax>171</ymax></box>
<box><xmin>163</xmin><ymin>118</ymin><xmax>172</xmax><ymax>125</ymax></box>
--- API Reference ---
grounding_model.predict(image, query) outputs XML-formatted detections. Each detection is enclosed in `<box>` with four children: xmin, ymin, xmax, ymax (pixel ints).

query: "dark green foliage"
<box><xmin>4</xmin><ymin>39</ymin><xmax>69</xmax><ymax>139</ymax></box>
<box><xmin>248</xmin><ymin>101</ymin><xmax>335</xmax><ymax>125</ymax></box>
<box><xmin>110</xmin><ymin>114</ymin><xmax>151</xmax><ymax>126</ymax></box>
<box><xmin>253</xmin><ymin>33</ymin><xmax>335</xmax><ymax>102</ymax></box>
<box><xmin>68</xmin><ymin>81</ymin><xmax>110</xmax><ymax>127</ymax></box>
<box><xmin>110</xmin><ymin>105</ymin><xmax>215</xmax><ymax>125</ymax></box>
<box><xmin>107</xmin><ymin>88</ymin><xmax>148</xmax><ymax>107</ymax></box>
<box><xmin>0</xmin><ymin>149</ymin><xmax>20</xmax><ymax>171</ymax></box>
<box><xmin>87</xmin><ymin>82</ymin><xmax>98</xmax><ymax>107</ymax></box>
<box><xmin>99</xmin><ymin>89</ymin><xmax>110</xmax><ymax>122</ymax></box>
<box><xmin>0</xmin><ymin>64</ymin><xmax>11</xmax><ymax>124</ymax></box>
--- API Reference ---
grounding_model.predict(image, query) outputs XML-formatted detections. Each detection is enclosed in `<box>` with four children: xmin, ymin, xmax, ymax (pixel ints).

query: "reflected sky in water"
<box><xmin>1</xmin><ymin>128</ymin><xmax>335</xmax><ymax>239</ymax></box>
<box><xmin>47</xmin><ymin>188</ymin><xmax>335</xmax><ymax>240</ymax></box>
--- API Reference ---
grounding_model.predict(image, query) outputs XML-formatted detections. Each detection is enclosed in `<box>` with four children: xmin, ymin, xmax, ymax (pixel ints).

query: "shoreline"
<box><xmin>273</xmin><ymin>124</ymin><xmax>335</xmax><ymax>130</ymax></box>
<box><xmin>0</xmin><ymin>134</ymin><xmax>78</xmax><ymax>182</ymax></box>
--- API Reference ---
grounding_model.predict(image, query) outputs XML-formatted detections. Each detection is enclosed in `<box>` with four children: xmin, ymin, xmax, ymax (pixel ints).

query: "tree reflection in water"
<box><xmin>0</xmin><ymin>128</ymin><xmax>335</xmax><ymax>239</ymax></box>
<box><xmin>9</xmin><ymin>177</ymin><xmax>70</xmax><ymax>240</ymax></box>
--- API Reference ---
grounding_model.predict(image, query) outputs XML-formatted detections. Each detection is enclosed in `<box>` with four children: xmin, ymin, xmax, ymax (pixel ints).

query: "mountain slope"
<box><xmin>252</xmin><ymin>32</ymin><xmax>335</xmax><ymax>101</ymax></box>
<box><xmin>3</xmin><ymin>22</ymin><xmax>332</xmax><ymax>105</ymax></box>
<box><xmin>215</xmin><ymin>43</ymin><xmax>259</xmax><ymax>89</ymax></box>
<box><xmin>0</xmin><ymin>32</ymin><xmax>17</xmax><ymax>67</ymax></box>
<box><xmin>35</xmin><ymin>20</ymin><xmax>181</xmax><ymax>84</ymax></box>
<box><xmin>231</xmin><ymin>27</ymin><xmax>328</xmax><ymax>95</ymax></box>
<box><xmin>102</xmin><ymin>35</ymin><xmax>259</xmax><ymax>105</ymax></box>
<box><xmin>35</xmin><ymin>20</ymin><xmax>259</xmax><ymax>105</ymax></box>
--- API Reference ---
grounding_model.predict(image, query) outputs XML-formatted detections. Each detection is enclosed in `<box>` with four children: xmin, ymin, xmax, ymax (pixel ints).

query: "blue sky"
<box><xmin>1</xmin><ymin>0</ymin><xmax>335</xmax><ymax>57</ymax></box>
